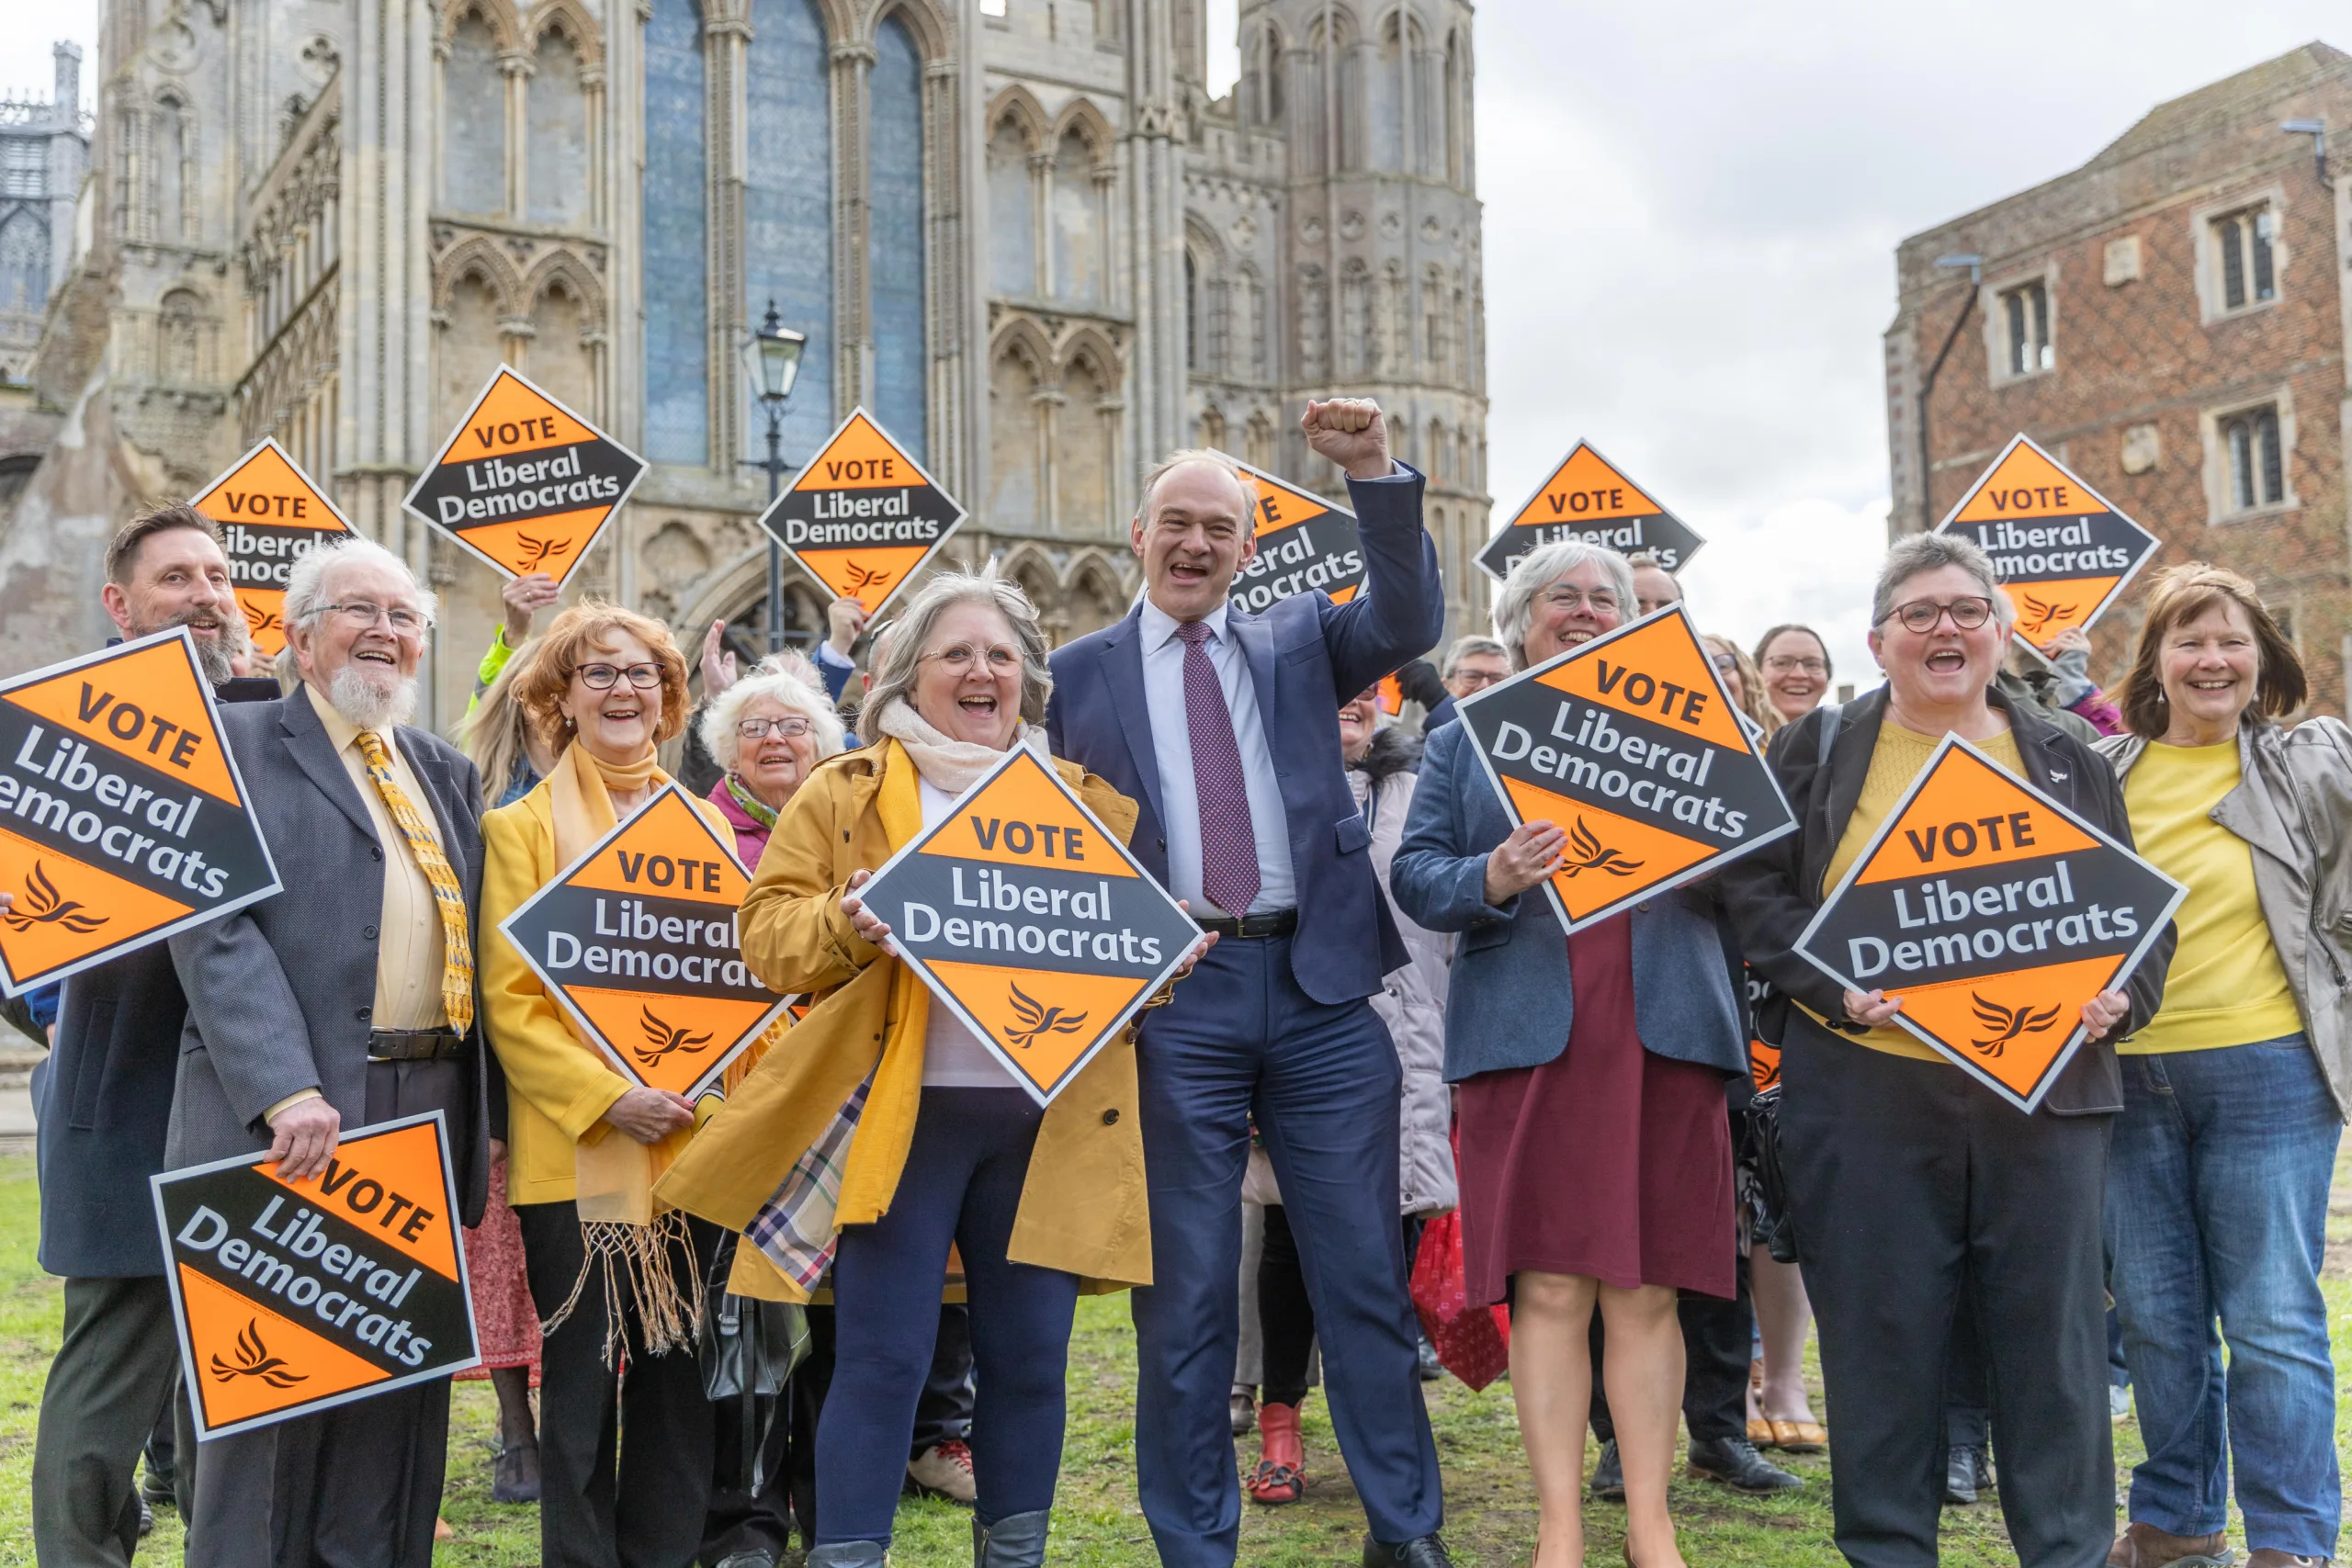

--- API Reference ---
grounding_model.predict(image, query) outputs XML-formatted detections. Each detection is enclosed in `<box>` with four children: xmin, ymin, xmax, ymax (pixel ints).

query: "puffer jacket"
<box><xmin>1350</xmin><ymin>727</ymin><xmax>1459</xmax><ymax>1216</ymax></box>
<box><xmin>2098</xmin><ymin>715</ymin><xmax>2352</xmax><ymax>1120</ymax></box>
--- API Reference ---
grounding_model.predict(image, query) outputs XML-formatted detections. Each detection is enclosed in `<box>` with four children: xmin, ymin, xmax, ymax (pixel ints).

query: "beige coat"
<box><xmin>651</xmin><ymin>739</ymin><xmax>1153</xmax><ymax>1299</ymax></box>
<box><xmin>2100</xmin><ymin>716</ymin><xmax>2352</xmax><ymax>1118</ymax></box>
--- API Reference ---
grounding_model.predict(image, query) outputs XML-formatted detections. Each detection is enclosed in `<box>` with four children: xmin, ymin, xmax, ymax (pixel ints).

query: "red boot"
<box><xmin>1246</xmin><ymin>1402</ymin><xmax>1306</xmax><ymax>1505</ymax></box>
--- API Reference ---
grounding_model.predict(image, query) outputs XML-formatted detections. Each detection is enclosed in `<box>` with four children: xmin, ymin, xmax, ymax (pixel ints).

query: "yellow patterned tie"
<box><xmin>352</xmin><ymin>731</ymin><xmax>475</xmax><ymax>1033</ymax></box>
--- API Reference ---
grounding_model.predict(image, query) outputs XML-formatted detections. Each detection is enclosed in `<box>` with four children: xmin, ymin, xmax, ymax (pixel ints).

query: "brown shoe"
<box><xmin>2109</xmin><ymin>1522</ymin><xmax>2235</xmax><ymax>1568</ymax></box>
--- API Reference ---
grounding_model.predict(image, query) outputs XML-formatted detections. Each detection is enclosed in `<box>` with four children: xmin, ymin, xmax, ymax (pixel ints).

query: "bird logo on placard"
<box><xmin>1968</xmin><ymin>993</ymin><xmax>2064</xmax><ymax>1057</ymax></box>
<box><xmin>515</xmin><ymin>534</ymin><xmax>571</xmax><ymax>572</ymax></box>
<box><xmin>3</xmin><ymin>863</ymin><xmax>107</xmax><ymax>934</ymax></box>
<box><xmin>1005</xmin><ymin>982</ymin><xmax>1088</xmax><ymax>1050</ymax></box>
<box><xmin>840</xmin><ymin>561</ymin><xmax>890</xmax><ymax>595</ymax></box>
<box><xmin>243</xmin><ymin>601</ymin><xmax>282</xmax><ymax>637</ymax></box>
<box><xmin>1559</xmin><ymin>818</ymin><xmax>1645</xmax><ymax>879</ymax></box>
<box><xmin>2017</xmin><ymin>592</ymin><xmax>2080</xmax><ymax>640</ymax></box>
<box><xmin>636</xmin><ymin>1005</ymin><xmax>714</xmax><ymax>1065</ymax></box>
<box><xmin>209</xmin><ymin>1321</ymin><xmax>307</xmax><ymax>1388</ymax></box>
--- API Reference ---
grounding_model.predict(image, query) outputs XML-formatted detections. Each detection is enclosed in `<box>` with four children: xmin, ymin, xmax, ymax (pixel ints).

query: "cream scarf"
<box><xmin>870</xmin><ymin>696</ymin><xmax>1047</xmax><ymax>793</ymax></box>
<box><xmin>541</xmin><ymin>739</ymin><xmax>704</xmax><ymax>1356</ymax></box>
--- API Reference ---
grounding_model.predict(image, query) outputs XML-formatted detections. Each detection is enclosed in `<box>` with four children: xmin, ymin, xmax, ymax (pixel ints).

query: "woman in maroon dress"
<box><xmin>1392</xmin><ymin>540</ymin><xmax>1749</xmax><ymax>1568</ymax></box>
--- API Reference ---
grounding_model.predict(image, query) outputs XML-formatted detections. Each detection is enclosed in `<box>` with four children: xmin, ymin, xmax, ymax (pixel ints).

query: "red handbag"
<box><xmin>1409</xmin><ymin>1199</ymin><xmax>1511</xmax><ymax>1392</ymax></box>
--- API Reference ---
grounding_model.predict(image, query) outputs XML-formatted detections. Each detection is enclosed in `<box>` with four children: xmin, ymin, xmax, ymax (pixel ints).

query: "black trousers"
<box><xmin>31</xmin><ymin>1273</ymin><xmax>188</xmax><ymax>1568</ymax></box>
<box><xmin>186</xmin><ymin>1060</ymin><xmax>460</xmax><ymax>1568</ymax></box>
<box><xmin>1779</xmin><ymin>1015</ymin><xmax>2114</xmax><ymax>1568</ymax></box>
<box><xmin>519</xmin><ymin>1200</ymin><xmax>721</xmax><ymax>1568</ymax></box>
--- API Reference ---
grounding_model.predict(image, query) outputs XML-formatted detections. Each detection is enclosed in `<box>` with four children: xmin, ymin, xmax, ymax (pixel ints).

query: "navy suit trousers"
<box><xmin>1131</xmin><ymin>931</ymin><xmax>1442</xmax><ymax>1566</ymax></box>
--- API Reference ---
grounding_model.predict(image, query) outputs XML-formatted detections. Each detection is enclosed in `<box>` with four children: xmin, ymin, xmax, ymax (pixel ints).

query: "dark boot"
<box><xmin>1589</xmin><ymin>1438</ymin><xmax>1625</xmax><ymax>1502</ymax></box>
<box><xmin>973</xmin><ymin>1509</ymin><xmax>1050</xmax><ymax>1568</ymax></box>
<box><xmin>1685</xmin><ymin>1435</ymin><xmax>1802</xmax><ymax>1494</ymax></box>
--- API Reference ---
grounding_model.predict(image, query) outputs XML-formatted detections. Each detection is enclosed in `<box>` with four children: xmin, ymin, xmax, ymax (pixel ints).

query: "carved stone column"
<box><xmin>832</xmin><ymin>38</ymin><xmax>877</xmax><ymax>413</ymax></box>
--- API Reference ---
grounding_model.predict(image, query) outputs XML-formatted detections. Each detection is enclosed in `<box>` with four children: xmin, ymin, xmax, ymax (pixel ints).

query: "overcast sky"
<box><xmin>9</xmin><ymin>3</ymin><xmax>2346</xmax><ymax>682</ymax></box>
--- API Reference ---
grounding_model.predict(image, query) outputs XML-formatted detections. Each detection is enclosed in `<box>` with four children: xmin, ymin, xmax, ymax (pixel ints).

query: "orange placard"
<box><xmin>1794</xmin><ymin>736</ymin><xmax>2186</xmax><ymax>1113</ymax></box>
<box><xmin>1225</xmin><ymin>455</ymin><xmax>1369</xmax><ymax>613</ymax></box>
<box><xmin>153</xmin><ymin>1111</ymin><xmax>478</xmax><ymax>1438</ymax></box>
<box><xmin>189</xmin><ymin>439</ymin><xmax>354</xmax><ymax>656</ymax></box>
<box><xmin>497</xmin><ymin>784</ymin><xmax>787</xmax><ymax>1100</ymax></box>
<box><xmin>1936</xmin><ymin>434</ymin><xmax>2159</xmax><ymax>653</ymax></box>
<box><xmin>853</xmin><ymin>746</ymin><xmax>1200</xmax><ymax>1105</ymax></box>
<box><xmin>1479</xmin><ymin>442</ymin><xmax>1704</xmax><ymax>580</ymax></box>
<box><xmin>1454</xmin><ymin>605</ymin><xmax>1795</xmax><ymax>932</ymax></box>
<box><xmin>756</xmin><ymin>409</ymin><xmax>966</xmax><ymax>619</ymax></box>
<box><xmin>0</xmin><ymin>629</ymin><xmax>281</xmax><ymax>997</ymax></box>
<box><xmin>404</xmin><ymin>366</ymin><xmax>645</xmax><ymax>586</ymax></box>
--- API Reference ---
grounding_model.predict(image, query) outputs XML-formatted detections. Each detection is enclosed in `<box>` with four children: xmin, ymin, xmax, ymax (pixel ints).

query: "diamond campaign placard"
<box><xmin>189</xmin><ymin>438</ymin><xmax>354</xmax><ymax>656</ymax></box>
<box><xmin>1477</xmin><ymin>442</ymin><xmax>1706</xmax><ymax>581</ymax></box>
<box><xmin>1793</xmin><ymin>736</ymin><xmax>2185</xmax><ymax>1113</ymax></box>
<box><xmin>153</xmin><ymin>1112</ymin><xmax>479</xmax><ymax>1438</ymax></box>
<box><xmin>498</xmin><ymin>784</ymin><xmax>788</xmax><ymax>1101</ymax></box>
<box><xmin>856</xmin><ymin>746</ymin><xmax>1199</xmax><ymax>1107</ymax></box>
<box><xmin>1935</xmin><ymin>434</ymin><xmax>2160</xmax><ymax>654</ymax></box>
<box><xmin>0</xmin><ymin>628</ymin><xmax>281</xmax><ymax>997</ymax></box>
<box><xmin>1223</xmin><ymin>454</ymin><xmax>1369</xmax><ymax>615</ymax></box>
<box><xmin>756</xmin><ymin>409</ymin><xmax>966</xmax><ymax>619</ymax></box>
<box><xmin>1453</xmin><ymin>605</ymin><xmax>1795</xmax><ymax>933</ymax></box>
<box><xmin>404</xmin><ymin>366</ymin><xmax>647</xmax><ymax>585</ymax></box>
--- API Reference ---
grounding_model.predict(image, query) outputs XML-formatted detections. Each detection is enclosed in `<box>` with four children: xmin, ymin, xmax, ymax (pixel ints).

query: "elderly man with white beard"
<box><xmin>167</xmin><ymin>536</ymin><xmax>491</xmax><ymax>1568</ymax></box>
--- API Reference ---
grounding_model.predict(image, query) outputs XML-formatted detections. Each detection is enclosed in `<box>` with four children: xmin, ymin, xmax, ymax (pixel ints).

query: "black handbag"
<box><xmin>1744</xmin><ymin>1084</ymin><xmax>1799</xmax><ymax>1265</ymax></box>
<box><xmin>698</xmin><ymin>1233</ymin><xmax>812</xmax><ymax>1494</ymax></box>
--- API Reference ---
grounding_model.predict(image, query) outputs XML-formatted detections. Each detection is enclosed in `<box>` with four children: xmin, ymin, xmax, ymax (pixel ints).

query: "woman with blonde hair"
<box><xmin>656</xmin><ymin>569</ymin><xmax>1201</xmax><ymax>1568</ymax></box>
<box><xmin>481</xmin><ymin>601</ymin><xmax>732</xmax><ymax>1568</ymax></box>
<box><xmin>2097</xmin><ymin>564</ymin><xmax>2350</xmax><ymax>1568</ymax></box>
<box><xmin>1701</xmin><ymin>634</ymin><xmax>1778</xmax><ymax>739</ymax></box>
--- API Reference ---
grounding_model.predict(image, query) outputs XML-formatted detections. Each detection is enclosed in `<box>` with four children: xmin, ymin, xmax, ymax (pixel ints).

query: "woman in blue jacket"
<box><xmin>1391</xmin><ymin>540</ymin><xmax>1747</xmax><ymax>1568</ymax></box>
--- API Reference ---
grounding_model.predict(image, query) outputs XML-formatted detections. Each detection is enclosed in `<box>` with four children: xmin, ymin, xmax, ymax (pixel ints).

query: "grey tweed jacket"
<box><xmin>165</xmin><ymin>688</ymin><xmax>490</xmax><ymax>1224</ymax></box>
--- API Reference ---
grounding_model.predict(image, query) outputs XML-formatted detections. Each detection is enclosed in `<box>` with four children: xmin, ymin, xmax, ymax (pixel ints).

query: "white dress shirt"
<box><xmin>1138</xmin><ymin>596</ymin><xmax>1297</xmax><ymax>918</ymax></box>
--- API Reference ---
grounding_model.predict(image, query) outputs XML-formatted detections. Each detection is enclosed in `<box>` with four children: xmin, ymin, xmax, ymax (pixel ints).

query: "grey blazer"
<box><xmin>1389</xmin><ymin>718</ymin><xmax>1747</xmax><ymax>1084</ymax></box>
<box><xmin>166</xmin><ymin>690</ymin><xmax>490</xmax><ymax>1223</ymax></box>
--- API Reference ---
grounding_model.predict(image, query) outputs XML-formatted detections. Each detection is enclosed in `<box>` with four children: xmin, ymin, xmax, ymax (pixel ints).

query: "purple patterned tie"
<box><xmin>1176</xmin><ymin>620</ymin><xmax>1262</xmax><ymax>918</ymax></box>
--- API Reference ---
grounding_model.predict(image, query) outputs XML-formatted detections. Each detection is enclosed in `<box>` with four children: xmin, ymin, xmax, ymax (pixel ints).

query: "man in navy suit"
<box><xmin>1046</xmin><ymin>400</ymin><xmax>1450</xmax><ymax>1568</ymax></box>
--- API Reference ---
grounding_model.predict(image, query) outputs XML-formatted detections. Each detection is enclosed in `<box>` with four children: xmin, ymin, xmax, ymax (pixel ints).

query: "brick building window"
<box><xmin>2211</xmin><ymin>206</ymin><xmax>2277</xmax><ymax>310</ymax></box>
<box><xmin>2222</xmin><ymin>404</ymin><xmax>2284</xmax><ymax>511</ymax></box>
<box><xmin>2002</xmin><ymin>281</ymin><xmax>2052</xmax><ymax>375</ymax></box>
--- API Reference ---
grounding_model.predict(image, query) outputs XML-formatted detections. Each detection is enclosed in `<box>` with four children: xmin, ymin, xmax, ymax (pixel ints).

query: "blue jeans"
<box><xmin>819</xmin><ymin>1088</ymin><xmax>1080</xmax><ymax>1543</ymax></box>
<box><xmin>2106</xmin><ymin>1034</ymin><xmax>2343</xmax><ymax>1557</ymax></box>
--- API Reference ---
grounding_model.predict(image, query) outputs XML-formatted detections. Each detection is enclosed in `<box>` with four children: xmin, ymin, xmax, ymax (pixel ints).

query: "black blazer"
<box><xmin>1720</xmin><ymin>684</ymin><xmax>2174</xmax><ymax>1116</ymax></box>
<box><xmin>37</xmin><ymin>675</ymin><xmax>281</xmax><ymax>1279</ymax></box>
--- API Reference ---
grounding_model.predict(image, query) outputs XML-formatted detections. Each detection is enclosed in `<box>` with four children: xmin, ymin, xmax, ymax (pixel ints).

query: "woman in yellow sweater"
<box><xmin>480</xmin><ymin>602</ymin><xmax>729</xmax><ymax>1568</ymax></box>
<box><xmin>2097</xmin><ymin>565</ymin><xmax>2352</xmax><ymax>1568</ymax></box>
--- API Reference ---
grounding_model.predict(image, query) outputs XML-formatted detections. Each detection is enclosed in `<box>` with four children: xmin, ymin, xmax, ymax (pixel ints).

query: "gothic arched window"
<box><xmin>444</xmin><ymin>12</ymin><xmax>507</xmax><ymax>216</ymax></box>
<box><xmin>526</xmin><ymin>28</ymin><xmax>589</xmax><ymax>227</ymax></box>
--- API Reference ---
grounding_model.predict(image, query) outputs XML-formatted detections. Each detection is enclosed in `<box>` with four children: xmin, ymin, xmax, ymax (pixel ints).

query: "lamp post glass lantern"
<box><xmin>742</xmin><ymin>300</ymin><xmax>807</xmax><ymax>652</ymax></box>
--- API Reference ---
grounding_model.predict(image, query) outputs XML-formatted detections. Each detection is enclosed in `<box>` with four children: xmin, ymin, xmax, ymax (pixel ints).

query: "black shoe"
<box><xmin>1944</xmin><ymin>1443</ymin><xmax>1984</xmax><ymax>1506</ymax></box>
<box><xmin>138</xmin><ymin>1500</ymin><xmax>153</xmax><ymax>1540</ymax></box>
<box><xmin>1589</xmin><ymin>1438</ymin><xmax>1625</xmax><ymax>1502</ymax></box>
<box><xmin>1363</xmin><ymin>1535</ymin><xmax>1453</xmax><ymax>1568</ymax></box>
<box><xmin>1686</xmin><ymin>1435</ymin><xmax>1803</xmax><ymax>1494</ymax></box>
<box><xmin>1417</xmin><ymin>1335</ymin><xmax>1445</xmax><ymax>1382</ymax></box>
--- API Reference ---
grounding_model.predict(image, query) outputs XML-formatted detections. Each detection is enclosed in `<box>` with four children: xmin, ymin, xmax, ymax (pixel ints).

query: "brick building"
<box><xmin>1884</xmin><ymin>40</ymin><xmax>2352</xmax><ymax>716</ymax></box>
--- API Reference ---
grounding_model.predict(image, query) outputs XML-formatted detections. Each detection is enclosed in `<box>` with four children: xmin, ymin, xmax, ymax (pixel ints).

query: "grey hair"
<box><xmin>1871</xmin><ymin>532</ymin><xmax>2013</xmax><ymax>628</ymax></box>
<box><xmin>859</xmin><ymin>566</ymin><xmax>1053</xmax><ymax>727</ymax></box>
<box><xmin>274</xmin><ymin>537</ymin><xmax>438</xmax><ymax>684</ymax></box>
<box><xmin>1491</xmin><ymin>540</ymin><xmax>1639</xmax><ymax>668</ymax></box>
<box><xmin>700</xmin><ymin>652</ymin><xmax>848</xmax><ymax>774</ymax></box>
<box><xmin>1440</xmin><ymin>635</ymin><xmax>1509</xmax><ymax>677</ymax></box>
<box><xmin>1135</xmin><ymin>447</ymin><xmax>1253</xmax><ymax>523</ymax></box>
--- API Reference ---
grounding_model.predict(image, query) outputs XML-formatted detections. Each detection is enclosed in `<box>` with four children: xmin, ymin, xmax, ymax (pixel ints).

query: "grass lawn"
<box><xmin>1</xmin><ymin>1144</ymin><xmax>2346</xmax><ymax>1566</ymax></box>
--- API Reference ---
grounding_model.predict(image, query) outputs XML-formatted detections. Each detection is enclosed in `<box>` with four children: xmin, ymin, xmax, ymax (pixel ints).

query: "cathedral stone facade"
<box><xmin>0</xmin><ymin>0</ymin><xmax>1487</xmax><ymax>727</ymax></box>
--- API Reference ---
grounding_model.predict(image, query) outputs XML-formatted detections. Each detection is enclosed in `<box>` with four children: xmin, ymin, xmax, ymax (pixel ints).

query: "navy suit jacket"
<box><xmin>1046</xmin><ymin>465</ymin><xmax>1445</xmax><ymax>1006</ymax></box>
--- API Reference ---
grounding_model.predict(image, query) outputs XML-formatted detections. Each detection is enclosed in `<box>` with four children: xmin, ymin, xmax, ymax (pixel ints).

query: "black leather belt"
<box><xmin>1195</xmin><ymin>909</ymin><xmax>1298</xmax><ymax>941</ymax></box>
<box><xmin>368</xmin><ymin>1028</ymin><xmax>464</xmax><ymax>1062</ymax></box>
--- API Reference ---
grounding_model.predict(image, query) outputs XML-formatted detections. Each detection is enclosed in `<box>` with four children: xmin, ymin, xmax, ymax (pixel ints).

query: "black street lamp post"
<box><xmin>741</xmin><ymin>299</ymin><xmax>807</xmax><ymax>653</ymax></box>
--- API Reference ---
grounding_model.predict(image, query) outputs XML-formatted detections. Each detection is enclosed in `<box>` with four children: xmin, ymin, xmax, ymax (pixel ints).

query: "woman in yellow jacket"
<box><xmin>480</xmin><ymin>601</ymin><xmax>730</xmax><ymax>1568</ymax></box>
<box><xmin>657</xmin><ymin>570</ymin><xmax>1192</xmax><ymax>1568</ymax></box>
